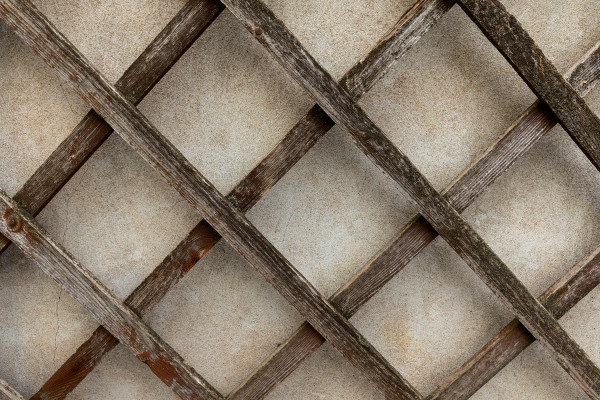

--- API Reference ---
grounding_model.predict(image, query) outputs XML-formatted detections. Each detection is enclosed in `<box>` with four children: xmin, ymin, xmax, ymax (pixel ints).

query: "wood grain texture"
<box><xmin>0</xmin><ymin>379</ymin><xmax>24</xmax><ymax>400</ymax></box>
<box><xmin>30</xmin><ymin>220</ymin><xmax>221</xmax><ymax>400</ymax></box>
<box><xmin>429</xmin><ymin>245</ymin><xmax>600</xmax><ymax>399</ymax></box>
<box><xmin>221</xmin><ymin>0</ymin><xmax>600</xmax><ymax>397</ymax></box>
<box><xmin>0</xmin><ymin>193</ymin><xmax>222</xmax><ymax>400</ymax></box>
<box><xmin>31</xmin><ymin>1</ymin><xmax>455</xmax><ymax>397</ymax></box>
<box><xmin>229</xmin><ymin>0</ymin><xmax>455</xmax><ymax>210</ymax></box>
<box><xmin>457</xmin><ymin>0</ymin><xmax>600</xmax><ymax>171</ymax></box>
<box><xmin>0</xmin><ymin>0</ymin><xmax>224</xmax><ymax>254</ymax></box>
<box><xmin>0</xmin><ymin>1</ymin><xmax>422</xmax><ymax>398</ymax></box>
<box><xmin>228</xmin><ymin>39</ymin><xmax>600</xmax><ymax>400</ymax></box>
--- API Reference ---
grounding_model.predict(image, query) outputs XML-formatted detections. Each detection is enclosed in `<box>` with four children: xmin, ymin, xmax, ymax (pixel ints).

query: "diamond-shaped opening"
<box><xmin>247</xmin><ymin>126</ymin><xmax>418</xmax><ymax>298</ymax></box>
<box><xmin>0</xmin><ymin>244</ymin><xmax>98</xmax><ymax>397</ymax></box>
<box><xmin>500</xmin><ymin>0</ymin><xmax>600</xmax><ymax>74</ymax></box>
<box><xmin>359</xmin><ymin>5</ymin><xmax>538</xmax><ymax>192</ymax></box>
<box><xmin>32</xmin><ymin>0</ymin><xmax>187</xmax><ymax>84</ymax></box>
<box><xmin>68</xmin><ymin>345</ymin><xmax>179</xmax><ymax>400</ymax></box>
<box><xmin>144</xmin><ymin>239</ymin><xmax>305</xmax><ymax>395</ymax></box>
<box><xmin>462</xmin><ymin>125</ymin><xmax>600</xmax><ymax>296</ymax></box>
<box><xmin>36</xmin><ymin>133</ymin><xmax>199</xmax><ymax>300</ymax></box>
<box><xmin>0</xmin><ymin>21</ymin><xmax>89</xmax><ymax>197</ymax></box>
<box><xmin>470</xmin><ymin>341</ymin><xmax>590</xmax><ymax>399</ymax></box>
<box><xmin>137</xmin><ymin>10</ymin><xmax>315</xmax><ymax>195</ymax></box>
<box><xmin>262</xmin><ymin>0</ymin><xmax>418</xmax><ymax>80</ymax></box>
<box><xmin>350</xmin><ymin>236</ymin><xmax>513</xmax><ymax>395</ymax></box>
<box><xmin>266</xmin><ymin>343</ymin><xmax>383</xmax><ymax>399</ymax></box>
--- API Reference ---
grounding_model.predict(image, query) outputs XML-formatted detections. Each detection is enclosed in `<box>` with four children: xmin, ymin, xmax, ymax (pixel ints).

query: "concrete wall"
<box><xmin>1</xmin><ymin>0</ymin><xmax>599</xmax><ymax>398</ymax></box>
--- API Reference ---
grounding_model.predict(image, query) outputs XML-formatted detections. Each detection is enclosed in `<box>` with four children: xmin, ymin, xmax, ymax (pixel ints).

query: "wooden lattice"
<box><xmin>1</xmin><ymin>0</ymin><xmax>600</xmax><ymax>399</ymax></box>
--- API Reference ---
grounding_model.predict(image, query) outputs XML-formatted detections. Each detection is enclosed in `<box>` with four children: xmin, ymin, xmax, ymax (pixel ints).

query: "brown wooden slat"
<box><xmin>33</xmin><ymin>1</ymin><xmax>455</xmax><ymax>396</ymax></box>
<box><xmin>0</xmin><ymin>193</ymin><xmax>222</xmax><ymax>400</ymax></box>
<box><xmin>220</xmin><ymin>0</ymin><xmax>600</xmax><ymax>397</ymax></box>
<box><xmin>30</xmin><ymin>1</ymin><xmax>454</xmax><ymax>397</ymax></box>
<box><xmin>429</xmin><ymin>245</ymin><xmax>600</xmax><ymax>399</ymax></box>
<box><xmin>5</xmin><ymin>0</ymin><xmax>600</xmax><ymax>398</ymax></box>
<box><xmin>0</xmin><ymin>379</ymin><xmax>25</xmax><ymax>400</ymax></box>
<box><xmin>229</xmin><ymin>0</ymin><xmax>455</xmax><ymax>210</ymax></box>
<box><xmin>0</xmin><ymin>1</ymin><xmax>423</xmax><ymax>398</ymax></box>
<box><xmin>30</xmin><ymin>220</ymin><xmax>221</xmax><ymax>400</ymax></box>
<box><xmin>227</xmin><ymin>40</ymin><xmax>600</xmax><ymax>400</ymax></box>
<box><xmin>457</xmin><ymin>0</ymin><xmax>600</xmax><ymax>171</ymax></box>
<box><xmin>0</xmin><ymin>0</ymin><xmax>224</xmax><ymax>255</ymax></box>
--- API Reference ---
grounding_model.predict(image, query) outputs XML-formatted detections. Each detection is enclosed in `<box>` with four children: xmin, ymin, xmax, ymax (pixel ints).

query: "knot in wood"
<box><xmin>3</xmin><ymin>210</ymin><xmax>22</xmax><ymax>233</ymax></box>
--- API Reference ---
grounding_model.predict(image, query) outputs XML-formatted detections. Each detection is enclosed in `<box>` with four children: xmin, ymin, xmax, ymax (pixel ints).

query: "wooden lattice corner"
<box><xmin>1</xmin><ymin>0</ymin><xmax>600</xmax><ymax>399</ymax></box>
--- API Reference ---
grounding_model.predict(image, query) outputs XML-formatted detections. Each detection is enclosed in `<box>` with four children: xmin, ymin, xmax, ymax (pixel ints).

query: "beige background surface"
<box><xmin>1</xmin><ymin>0</ymin><xmax>600</xmax><ymax>398</ymax></box>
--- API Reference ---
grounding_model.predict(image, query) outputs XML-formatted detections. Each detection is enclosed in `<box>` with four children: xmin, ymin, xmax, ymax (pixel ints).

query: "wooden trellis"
<box><xmin>1</xmin><ymin>0</ymin><xmax>600</xmax><ymax>399</ymax></box>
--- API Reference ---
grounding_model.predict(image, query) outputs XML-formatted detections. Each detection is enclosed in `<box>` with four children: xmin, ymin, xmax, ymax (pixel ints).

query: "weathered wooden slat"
<box><xmin>30</xmin><ymin>220</ymin><xmax>221</xmax><ymax>400</ymax></box>
<box><xmin>31</xmin><ymin>1</ymin><xmax>455</xmax><ymax>397</ymax></box>
<box><xmin>428</xmin><ymin>245</ymin><xmax>600</xmax><ymax>399</ymax></box>
<box><xmin>0</xmin><ymin>1</ymin><xmax>422</xmax><ymax>398</ymax></box>
<box><xmin>0</xmin><ymin>379</ymin><xmax>25</xmax><ymax>400</ymax></box>
<box><xmin>457</xmin><ymin>0</ymin><xmax>600</xmax><ymax>171</ymax></box>
<box><xmin>229</xmin><ymin>0</ymin><xmax>455</xmax><ymax>209</ymax></box>
<box><xmin>220</xmin><ymin>0</ymin><xmax>600</xmax><ymax>397</ymax></box>
<box><xmin>227</xmin><ymin>40</ymin><xmax>600</xmax><ymax>400</ymax></box>
<box><xmin>0</xmin><ymin>193</ymin><xmax>222</xmax><ymax>399</ymax></box>
<box><xmin>0</xmin><ymin>0</ymin><xmax>224</xmax><ymax>255</ymax></box>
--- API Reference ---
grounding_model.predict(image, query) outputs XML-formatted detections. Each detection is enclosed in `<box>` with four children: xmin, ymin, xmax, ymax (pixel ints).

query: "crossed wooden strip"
<box><xmin>0</xmin><ymin>0</ymin><xmax>596</xmax><ymax>400</ymax></box>
<box><xmin>0</xmin><ymin>0</ymin><xmax>450</xmax><ymax>398</ymax></box>
<box><xmin>0</xmin><ymin>0</ymin><xmax>427</xmax><ymax>398</ymax></box>
<box><xmin>33</xmin><ymin>2</ymin><xmax>600</xmax><ymax>399</ymax></box>
<box><xmin>0</xmin><ymin>0</ymin><xmax>224</xmax><ymax>254</ymax></box>
<box><xmin>221</xmin><ymin>0</ymin><xmax>600</xmax><ymax>398</ymax></box>
<box><xmin>0</xmin><ymin>192</ymin><xmax>222</xmax><ymax>400</ymax></box>
<box><xmin>229</xmin><ymin>40</ymin><xmax>600</xmax><ymax>400</ymax></box>
<box><xmin>27</xmin><ymin>0</ymin><xmax>456</xmax><ymax>399</ymax></box>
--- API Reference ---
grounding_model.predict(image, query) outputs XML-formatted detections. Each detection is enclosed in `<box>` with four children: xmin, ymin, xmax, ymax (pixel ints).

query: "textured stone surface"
<box><xmin>0</xmin><ymin>0</ymin><xmax>599</xmax><ymax>399</ymax></box>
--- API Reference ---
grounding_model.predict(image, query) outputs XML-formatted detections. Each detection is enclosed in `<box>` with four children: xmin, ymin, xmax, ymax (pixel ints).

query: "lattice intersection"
<box><xmin>1</xmin><ymin>0</ymin><xmax>600</xmax><ymax>399</ymax></box>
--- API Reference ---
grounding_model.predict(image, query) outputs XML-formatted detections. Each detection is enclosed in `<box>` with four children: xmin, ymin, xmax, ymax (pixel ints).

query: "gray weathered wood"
<box><xmin>220</xmin><ymin>0</ymin><xmax>600</xmax><ymax>397</ymax></box>
<box><xmin>0</xmin><ymin>1</ymin><xmax>422</xmax><ymax>398</ymax></box>
<box><xmin>457</xmin><ymin>0</ymin><xmax>600</xmax><ymax>171</ymax></box>
<box><xmin>0</xmin><ymin>379</ymin><xmax>24</xmax><ymax>400</ymax></box>
<box><xmin>30</xmin><ymin>1</ymin><xmax>455</xmax><ymax>397</ymax></box>
<box><xmin>428</xmin><ymin>244</ymin><xmax>600</xmax><ymax>399</ymax></box>
<box><xmin>227</xmin><ymin>40</ymin><xmax>600</xmax><ymax>400</ymax></box>
<box><xmin>33</xmin><ymin>1</ymin><xmax>457</xmax><ymax>397</ymax></box>
<box><xmin>30</xmin><ymin>220</ymin><xmax>221</xmax><ymax>400</ymax></box>
<box><xmin>229</xmin><ymin>0</ymin><xmax>455</xmax><ymax>210</ymax></box>
<box><xmin>0</xmin><ymin>0</ymin><xmax>224</xmax><ymax>255</ymax></box>
<box><xmin>0</xmin><ymin>192</ymin><xmax>222</xmax><ymax>400</ymax></box>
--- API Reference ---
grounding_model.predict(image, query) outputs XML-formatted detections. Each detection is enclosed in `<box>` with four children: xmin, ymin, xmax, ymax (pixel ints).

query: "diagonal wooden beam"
<box><xmin>228</xmin><ymin>0</ymin><xmax>455</xmax><ymax>210</ymax></box>
<box><xmin>428</xmin><ymin>244</ymin><xmax>600</xmax><ymax>399</ymax></box>
<box><xmin>228</xmin><ymin>40</ymin><xmax>600</xmax><ymax>400</ymax></box>
<box><xmin>0</xmin><ymin>0</ymin><xmax>224</xmax><ymax>255</ymax></box>
<box><xmin>0</xmin><ymin>1</ymin><xmax>422</xmax><ymax>398</ymax></box>
<box><xmin>31</xmin><ymin>1</ymin><xmax>456</xmax><ymax>398</ymax></box>
<box><xmin>0</xmin><ymin>379</ymin><xmax>25</xmax><ymax>400</ymax></box>
<box><xmin>29</xmin><ymin>220</ymin><xmax>221</xmax><ymax>400</ymax></box>
<box><xmin>0</xmin><ymin>193</ymin><xmax>222</xmax><ymax>399</ymax></box>
<box><xmin>219</xmin><ymin>0</ymin><xmax>600</xmax><ymax>397</ymax></box>
<box><xmin>457</xmin><ymin>0</ymin><xmax>600</xmax><ymax>171</ymax></box>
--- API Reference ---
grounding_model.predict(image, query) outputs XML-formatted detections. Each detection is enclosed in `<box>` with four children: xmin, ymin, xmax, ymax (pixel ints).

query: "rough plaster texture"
<box><xmin>1</xmin><ymin>0</ymin><xmax>600</xmax><ymax>399</ymax></box>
